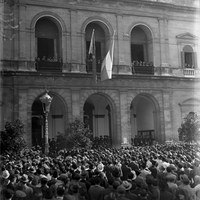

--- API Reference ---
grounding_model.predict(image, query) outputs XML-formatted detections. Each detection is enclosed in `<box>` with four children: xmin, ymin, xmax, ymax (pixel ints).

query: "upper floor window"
<box><xmin>130</xmin><ymin>25</ymin><xmax>153</xmax><ymax>64</ymax></box>
<box><xmin>176</xmin><ymin>33</ymin><xmax>198</xmax><ymax>69</ymax></box>
<box><xmin>85</xmin><ymin>22</ymin><xmax>109</xmax><ymax>73</ymax></box>
<box><xmin>35</xmin><ymin>17</ymin><xmax>62</xmax><ymax>72</ymax></box>
<box><xmin>131</xmin><ymin>25</ymin><xmax>154</xmax><ymax>74</ymax></box>
<box><xmin>182</xmin><ymin>45</ymin><xmax>196</xmax><ymax>68</ymax></box>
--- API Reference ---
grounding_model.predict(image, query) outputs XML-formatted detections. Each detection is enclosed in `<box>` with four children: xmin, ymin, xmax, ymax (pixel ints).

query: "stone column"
<box><xmin>71</xmin><ymin>89</ymin><xmax>81</xmax><ymax>120</ymax></box>
<box><xmin>119</xmin><ymin>90</ymin><xmax>131</xmax><ymax>146</ymax></box>
<box><xmin>162</xmin><ymin>92</ymin><xmax>173</xmax><ymax>142</ymax></box>
<box><xmin>18</xmin><ymin>89</ymin><xmax>29</xmax><ymax>144</ymax></box>
<box><xmin>0</xmin><ymin>1</ymin><xmax>3</xmax><ymax>129</ymax></box>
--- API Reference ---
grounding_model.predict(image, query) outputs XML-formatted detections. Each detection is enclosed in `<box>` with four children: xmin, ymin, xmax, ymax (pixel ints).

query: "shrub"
<box><xmin>178</xmin><ymin>112</ymin><xmax>200</xmax><ymax>142</ymax></box>
<box><xmin>0</xmin><ymin>119</ymin><xmax>27</xmax><ymax>155</ymax></box>
<box><xmin>56</xmin><ymin>118</ymin><xmax>93</xmax><ymax>150</ymax></box>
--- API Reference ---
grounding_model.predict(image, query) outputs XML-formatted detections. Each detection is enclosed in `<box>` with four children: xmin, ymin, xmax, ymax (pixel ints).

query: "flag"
<box><xmin>88</xmin><ymin>29</ymin><xmax>97</xmax><ymax>83</ymax></box>
<box><xmin>88</xmin><ymin>29</ymin><xmax>95</xmax><ymax>60</ymax></box>
<box><xmin>101</xmin><ymin>31</ymin><xmax>115</xmax><ymax>81</ymax></box>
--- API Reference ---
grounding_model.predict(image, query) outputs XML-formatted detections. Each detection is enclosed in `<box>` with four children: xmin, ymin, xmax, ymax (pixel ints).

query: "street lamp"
<box><xmin>40</xmin><ymin>91</ymin><xmax>53</xmax><ymax>154</ymax></box>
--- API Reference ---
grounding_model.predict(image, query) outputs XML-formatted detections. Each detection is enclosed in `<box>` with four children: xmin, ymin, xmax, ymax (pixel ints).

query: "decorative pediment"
<box><xmin>176</xmin><ymin>32</ymin><xmax>198</xmax><ymax>40</ymax></box>
<box><xmin>180</xmin><ymin>98</ymin><xmax>200</xmax><ymax>106</ymax></box>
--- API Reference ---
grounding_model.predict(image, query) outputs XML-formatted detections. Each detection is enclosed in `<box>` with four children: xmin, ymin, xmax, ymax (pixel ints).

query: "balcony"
<box><xmin>183</xmin><ymin>68</ymin><xmax>195</xmax><ymax>77</ymax></box>
<box><xmin>1</xmin><ymin>59</ymin><xmax>200</xmax><ymax>78</ymax></box>
<box><xmin>132</xmin><ymin>61</ymin><xmax>154</xmax><ymax>75</ymax></box>
<box><xmin>35</xmin><ymin>60</ymin><xmax>63</xmax><ymax>72</ymax></box>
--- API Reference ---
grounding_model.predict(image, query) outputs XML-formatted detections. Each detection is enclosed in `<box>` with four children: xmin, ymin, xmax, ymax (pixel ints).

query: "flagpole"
<box><xmin>88</xmin><ymin>29</ymin><xmax>97</xmax><ymax>84</ymax></box>
<box><xmin>92</xmin><ymin>54</ymin><xmax>97</xmax><ymax>84</ymax></box>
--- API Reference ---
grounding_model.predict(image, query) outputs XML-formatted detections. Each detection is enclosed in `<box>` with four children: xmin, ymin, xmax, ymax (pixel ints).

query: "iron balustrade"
<box><xmin>35</xmin><ymin>60</ymin><xmax>63</xmax><ymax>72</ymax></box>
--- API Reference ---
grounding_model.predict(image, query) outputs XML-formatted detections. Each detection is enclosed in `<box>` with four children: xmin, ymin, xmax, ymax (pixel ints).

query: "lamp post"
<box><xmin>40</xmin><ymin>91</ymin><xmax>53</xmax><ymax>155</ymax></box>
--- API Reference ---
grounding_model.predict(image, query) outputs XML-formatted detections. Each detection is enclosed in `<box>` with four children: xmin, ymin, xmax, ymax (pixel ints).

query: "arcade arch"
<box><xmin>130</xmin><ymin>94</ymin><xmax>160</xmax><ymax>144</ymax></box>
<box><xmin>83</xmin><ymin>93</ymin><xmax>116</xmax><ymax>145</ymax></box>
<box><xmin>31</xmin><ymin>92</ymin><xmax>67</xmax><ymax>147</ymax></box>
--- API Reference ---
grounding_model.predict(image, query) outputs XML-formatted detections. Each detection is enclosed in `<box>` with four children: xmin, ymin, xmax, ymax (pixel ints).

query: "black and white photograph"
<box><xmin>0</xmin><ymin>0</ymin><xmax>200</xmax><ymax>199</ymax></box>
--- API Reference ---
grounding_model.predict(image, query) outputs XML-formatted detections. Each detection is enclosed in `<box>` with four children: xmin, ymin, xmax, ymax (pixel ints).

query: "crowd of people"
<box><xmin>1</xmin><ymin>142</ymin><xmax>200</xmax><ymax>200</ymax></box>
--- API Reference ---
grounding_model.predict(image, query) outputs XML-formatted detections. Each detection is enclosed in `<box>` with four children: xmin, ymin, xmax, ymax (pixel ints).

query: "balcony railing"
<box><xmin>1</xmin><ymin>60</ymin><xmax>200</xmax><ymax>78</ymax></box>
<box><xmin>133</xmin><ymin>130</ymin><xmax>155</xmax><ymax>145</ymax></box>
<box><xmin>86</xmin><ymin>59</ymin><xmax>102</xmax><ymax>73</ymax></box>
<box><xmin>183</xmin><ymin>68</ymin><xmax>195</xmax><ymax>76</ymax></box>
<box><xmin>132</xmin><ymin>61</ymin><xmax>154</xmax><ymax>75</ymax></box>
<box><xmin>35</xmin><ymin>60</ymin><xmax>63</xmax><ymax>72</ymax></box>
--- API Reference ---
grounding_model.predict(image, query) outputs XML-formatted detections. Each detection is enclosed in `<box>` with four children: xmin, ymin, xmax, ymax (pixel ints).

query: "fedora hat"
<box><xmin>20</xmin><ymin>174</ymin><xmax>29</xmax><ymax>183</ymax></box>
<box><xmin>122</xmin><ymin>181</ymin><xmax>132</xmax><ymax>191</ymax></box>
<box><xmin>97</xmin><ymin>163</ymin><xmax>104</xmax><ymax>172</ymax></box>
<box><xmin>2</xmin><ymin>170</ymin><xmax>10</xmax><ymax>179</ymax></box>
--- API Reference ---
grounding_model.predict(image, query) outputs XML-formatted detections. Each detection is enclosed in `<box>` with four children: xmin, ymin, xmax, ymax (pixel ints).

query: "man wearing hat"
<box><xmin>88</xmin><ymin>176</ymin><xmax>105</xmax><ymax>200</ymax></box>
<box><xmin>1</xmin><ymin>169</ymin><xmax>11</xmax><ymax>191</ymax></box>
<box><xmin>121</xmin><ymin>180</ymin><xmax>137</xmax><ymax>200</ymax></box>
<box><xmin>1</xmin><ymin>188</ymin><xmax>14</xmax><ymax>200</ymax></box>
<box><xmin>2</xmin><ymin>169</ymin><xmax>10</xmax><ymax>180</ymax></box>
<box><xmin>16</xmin><ymin>174</ymin><xmax>33</xmax><ymax>200</ymax></box>
<box><xmin>116</xmin><ymin>184</ymin><xmax>130</xmax><ymax>200</ymax></box>
<box><xmin>178</xmin><ymin>174</ymin><xmax>194</xmax><ymax>200</ymax></box>
<box><xmin>7</xmin><ymin>174</ymin><xmax>17</xmax><ymax>191</ymax></box>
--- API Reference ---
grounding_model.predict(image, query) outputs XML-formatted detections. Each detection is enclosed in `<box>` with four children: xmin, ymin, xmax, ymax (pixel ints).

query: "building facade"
<box><xmin>1</xmin><ymin>0</ymin><xmax>200</xmax><ymax>147</ymax></box>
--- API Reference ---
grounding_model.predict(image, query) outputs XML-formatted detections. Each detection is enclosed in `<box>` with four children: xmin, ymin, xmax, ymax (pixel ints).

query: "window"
<box><xmin>131</xmin><ymin>44</ymin><xmax>144</xmax><ymax>62</ymax></box>
<box><xmin>176</xmin><ymin>33</ymin><xmax>198</xmax><ymax>69</ymax></box>
<box><xmin>38</xmin><ymin>38</ymin><xmax>54</xmax><ymax>60</ymax></box>
<box><xmin>182</xmin><ymin>45</ymin><xmax>196</xmax><ymax>68</ymax></box>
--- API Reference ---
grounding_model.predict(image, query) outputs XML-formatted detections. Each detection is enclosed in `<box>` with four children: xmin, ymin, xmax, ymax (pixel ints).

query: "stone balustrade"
<box><xmin>1</xmin><ymin>59</ymin><xmax>200</xmax><ymax>78</ymax></box>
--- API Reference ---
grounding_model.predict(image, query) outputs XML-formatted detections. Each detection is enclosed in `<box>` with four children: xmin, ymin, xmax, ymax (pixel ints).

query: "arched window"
<box><xmin>131</xmin><ymin>27</ymin><xmax>147</xmax><ymax>62</ymax></box>
<box><xmin>130</xmin><ymin>25</ymin><xmax>154</xmax><ymax>74</ymax></box>
<box><xmin>131</xmin><ymin>25</ymin><xmax>153</xmax><ymax>64</ymax></box>
<box><xmin>85</xmin><ymin>22</ymin><xmax>109</xmax><ymax>73</ymax></box>
<box><xmin>176</xmin><ymin>33</ymin><xmax>198</xmax><ymax>69</ymax></box>
<box><xmin>182</xmin><ymin>45</ymin><xmax>196</xmax><ymax>68</ymax></box>
<box><xmin>35</xmin><ymin>17</ymin><xmax>62</xmax><ymax>71</ymax></box>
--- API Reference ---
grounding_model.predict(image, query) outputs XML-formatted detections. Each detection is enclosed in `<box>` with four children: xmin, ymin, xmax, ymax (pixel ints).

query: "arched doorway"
<box><xmin>83</xmin><ymin>93</ymin><xmax>113</xmax><ymax>143</ymax></box>
<box><xmin>31</xmin><ymin>92</ymin><xmax>66</xmax><ymax>147</ymax></box>
<box><xmin>130</xmin><ymin>94</ymin><xmax>159</xmax><ymax>145</ymax></box>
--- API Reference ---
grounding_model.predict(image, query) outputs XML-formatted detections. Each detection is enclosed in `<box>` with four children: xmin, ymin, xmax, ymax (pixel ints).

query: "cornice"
<box><xmin>17</xmin><ymin>0</ymin><xmax>199</xmax><ymax>14</ymax></box>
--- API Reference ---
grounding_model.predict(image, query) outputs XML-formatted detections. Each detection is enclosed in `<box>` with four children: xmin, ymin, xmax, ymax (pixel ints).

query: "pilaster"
<box><xmin>119</xmin><ymin>90</ymin><xmax>131</xmax><ymax>146</ymax></box>
<box><xmin>158</xmin><ymin>17</ymin><xmax>169</xmax><ymax>68</ymax></box>
<box><xmin>116</xmin><ymin>14</ymin><xmax>132</xmax><ymax>75</ymax></box>
<box><xmin>162</xmin><ymin>91</ymin><xmax>173</xmax><ymax>141</ymax></box>
<box><xmin>18</xmin><ymin>88</ymin><xmax>29</xmax><ymax>144</ymax></box>
<box><xmin>71</xmin><ymin>89</ymin><xmax>81</xmax><ymax>120</ymax></box>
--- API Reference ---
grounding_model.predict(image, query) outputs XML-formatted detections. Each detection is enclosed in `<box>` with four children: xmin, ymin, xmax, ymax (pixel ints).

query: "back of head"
<box><xmin>112</xmin><ymin>181</ymin><xmax>120</xmax><ymax>190</ymax></box>
<box><xmin>2</xmin><ymin>189</ymin><xmax>14</xmax><ymax>200</ymax></box>
<box><xmin>57</xmin><ymin>186</ymin><xmax>65</xmax><ymax>197</ymax></box>
<box><xmin>194</xmin><ymin>175</ymin><xmax>200</xmax><ymax>185</ymax></box>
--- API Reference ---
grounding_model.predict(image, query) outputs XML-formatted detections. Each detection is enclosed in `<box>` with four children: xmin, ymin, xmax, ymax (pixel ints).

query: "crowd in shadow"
<box><xmin>1</xmin><ymin>141</ymin><xmax>200</xmax><ymax>200</ymax></box>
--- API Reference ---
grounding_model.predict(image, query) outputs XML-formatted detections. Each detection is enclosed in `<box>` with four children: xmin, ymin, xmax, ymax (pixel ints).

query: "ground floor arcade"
<box><xmin>2</xmin><ymin>74</ymin><xmax>200</xmax><ymax>147</ymax></box>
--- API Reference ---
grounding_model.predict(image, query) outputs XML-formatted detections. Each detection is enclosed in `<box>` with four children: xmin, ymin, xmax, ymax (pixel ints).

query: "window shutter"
<box><xmin>193</xmin><ymin>52</ymin><xmax>197</xmax><ymax>69</ymax></box>
<box><xmin>181</xmin><ymin>51</ymin><xmax>185</xmax><ymax>68</ymax></box>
